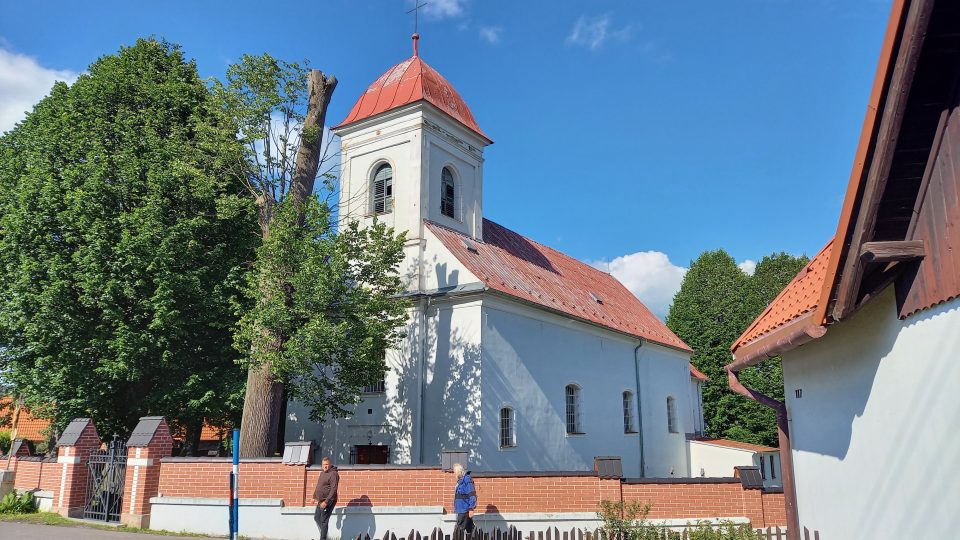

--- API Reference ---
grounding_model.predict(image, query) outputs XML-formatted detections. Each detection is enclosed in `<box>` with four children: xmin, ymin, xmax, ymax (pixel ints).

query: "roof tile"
<box><xmin>732</xmin><ymin>239</ymin><xmax>833</xmax><ymax>351</ymax></box>
<box><xmin>426</xmin><ymin>219</ymin><xmax>691</xmax><ymax>352</ymax></box>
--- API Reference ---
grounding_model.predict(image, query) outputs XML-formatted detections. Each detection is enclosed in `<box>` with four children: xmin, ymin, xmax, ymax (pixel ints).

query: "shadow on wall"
<box><xmin>336</xmin><ymin>495</ymin><xmax>374</xmax><ymax>538</ymax></box>
<box><xmin>384</xmin><ymin>279</ymin><xmax>483</xmax><ymax>467</ymax></box>
<box><xmin>476</xmin><ymin>504</ymin><xmax>508</xmax><ymax>531</ymax></box>
<box><xmin>786</xmin><ymin>291</ymin><xmax>951</xmax><ymax>460</ymax></box>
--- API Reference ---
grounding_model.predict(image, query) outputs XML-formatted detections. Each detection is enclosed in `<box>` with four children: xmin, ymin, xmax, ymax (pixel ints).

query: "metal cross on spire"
<box><xmin>407</xmin><ymin>1</ymin><xmax>428</xmax><ymax>56</ymax></box>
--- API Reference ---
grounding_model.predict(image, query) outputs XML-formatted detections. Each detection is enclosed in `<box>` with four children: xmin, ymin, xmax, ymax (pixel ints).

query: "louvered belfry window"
<box><xmin>372</xmin><ymin>164</ymin><xmax>393</xmax><ymax>215</ymax></box>
<box><xmin>440</xmin><ymin>167</ymin><xmax>455</xmax><ymax>218</ymax></box>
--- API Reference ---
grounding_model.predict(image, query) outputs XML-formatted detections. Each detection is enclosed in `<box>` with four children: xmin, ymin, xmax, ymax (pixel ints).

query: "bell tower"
<box><xmin>332</xmin><ymin>36</ymin><xmax>493</xmax><ymax>291</ymax></box>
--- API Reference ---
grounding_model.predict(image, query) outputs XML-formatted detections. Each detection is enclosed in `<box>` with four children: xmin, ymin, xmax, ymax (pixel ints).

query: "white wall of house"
<box><xmin>687</xmin><ymin>378</ymin><xmax>705</xmax><ymax>437</ymax></box>
<box><xmin>782</xmin><ymin>288</ymin><xmax>960</xmax><ymax>538</ymax></box>
<box><xmin>687</xmin><ymin>441</ymin><xmax>753</xmax><ymax>478</ymax></box>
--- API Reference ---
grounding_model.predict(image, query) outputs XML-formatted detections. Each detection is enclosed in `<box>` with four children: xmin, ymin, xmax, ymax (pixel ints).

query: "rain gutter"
<box><xmin>726</xmin><ymin>367</ymin><xmax>799</xmax><ymax>540</ymax></box>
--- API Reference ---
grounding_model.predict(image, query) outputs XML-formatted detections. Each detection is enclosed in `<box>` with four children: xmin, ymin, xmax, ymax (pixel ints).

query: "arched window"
<box><xmin>440</xmin><ymin>167</ymin><xmax>456</xmax><ymax>218</ymax></box>
<box><xmin>371</xmin><ymin>163</ymin><xmax>393</xmax><ymax>215</ymax></box>
<box><xmin>666</xmin><ymin>396</ymin><xmax>678</xmax><ymax>433</ymax></box>
<box><xmin>623</xmin><ymin>391</ymin><xmax>636</xmax><ymax>433</ymax></box>
<box><xmin>565</xmin><ymin>384</ymin><xmax>582</xmax><ymax>434</ymax></box>
<box><xmin>499</xmin><ymin>407</ymin><xmax>515</xmax><ymax>448</ymax></box>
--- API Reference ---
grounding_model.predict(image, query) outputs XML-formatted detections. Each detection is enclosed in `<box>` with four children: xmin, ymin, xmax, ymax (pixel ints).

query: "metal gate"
<box><xmin>83</xmin><ymin>437</ymin><xmax>126</xmax><ymax>522</ymax></box>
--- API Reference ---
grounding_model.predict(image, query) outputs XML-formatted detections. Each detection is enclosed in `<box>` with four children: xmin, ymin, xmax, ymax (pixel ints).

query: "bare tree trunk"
<box><xmin>238</xmin><ymin>70</ymin><xmax>337</xmax><ymax>458</ymax></box>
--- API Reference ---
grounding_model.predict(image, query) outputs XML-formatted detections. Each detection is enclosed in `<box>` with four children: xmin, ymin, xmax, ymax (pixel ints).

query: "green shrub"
<box><xmin>598</xmin><ymin>500</ymin><xmax>756</xmax><ymax>540</ymax></box>
<box><xmin>0</xmin><ymin>491</ymin><xmax>38</xmax><ymax>514</ymax></box>
<box><xmin>0</xmin><ymin>431</ymin><xmax>10</xmax><ymax>455</ymax></box>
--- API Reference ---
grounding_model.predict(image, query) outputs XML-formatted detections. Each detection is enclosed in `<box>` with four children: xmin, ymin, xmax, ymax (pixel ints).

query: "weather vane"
<box><xmin>407</xmin><ymin>1</ymin><xmax>428</xmax><ymax>34</ymax></box>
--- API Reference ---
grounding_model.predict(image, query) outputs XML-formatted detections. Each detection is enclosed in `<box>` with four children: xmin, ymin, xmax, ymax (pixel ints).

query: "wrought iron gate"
<box><xmin>83</xmin><ymin>437</ymin><xmax>126</xmax><ymax>522</ymax></box>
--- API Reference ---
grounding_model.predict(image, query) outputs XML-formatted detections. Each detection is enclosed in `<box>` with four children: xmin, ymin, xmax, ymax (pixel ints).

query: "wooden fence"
<box><xmin>352</xmin><ymin>526</ymin><xmax>798</xmax><ymax>540</ymax></box>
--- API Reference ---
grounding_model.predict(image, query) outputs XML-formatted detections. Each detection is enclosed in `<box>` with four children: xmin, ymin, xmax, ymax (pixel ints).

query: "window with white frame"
<box><xmin>623</xmin><ymin>391</ymin><xmax>636</xmax><ymax>433</ymax></box>
<box><xmin>499</xmin><ymin>407</ymin><xmax>515</xmax><ymax>448</ymax></box>
<box><xmin>667</xmin><ymin>396</ymin><xmax>678</xmax><ymax>433</ymax></box>
<box><xmin>440</xmin><ymin>167</ymin><xmax>456</xmax><ymax>218</ymax></box>
<box><xmin>371</xmin><ymin>163</ymin><xmax>393</xmax><ymax>215</ymax></box>
<box><xmin>565</xmin><ymin>384</ymin><xmax>582</xmax><ymax>434</ymax></box>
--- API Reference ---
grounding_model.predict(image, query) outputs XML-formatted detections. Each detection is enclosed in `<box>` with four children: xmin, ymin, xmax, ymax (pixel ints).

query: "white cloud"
<box><xmin>479</xmin><ymin>26</ymin><xmax>503</xmax><ymax>44</ymax></box>
<box><xmin>738</xmin><ymin>260</ymin><xmax>757</xmax><ymax>276</ymax></box>
<box><xmin>0</xmin><ymin>48</ymin><xmax>79</xmax><ymax>133</ymax></box>
<box><xmin>567</xmin><ymin>14</ymin><xmax>632</xmax><ymax>51</ymax></box>
<box><xmin>590</xmin><ymin>251</ymin><xmax>687</xmax><ymax>320</ymax></box>
<box><xmin>421</xmin><ymin>0</ymin><xmax>466</xmax><ymax>19</ymax></box>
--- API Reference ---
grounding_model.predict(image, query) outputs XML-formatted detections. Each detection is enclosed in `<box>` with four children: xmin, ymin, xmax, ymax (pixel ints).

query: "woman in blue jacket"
<box><xmin>452</xmin><ymin>463</ymin><xmax>477</xmax><ymax>537</ymax></box>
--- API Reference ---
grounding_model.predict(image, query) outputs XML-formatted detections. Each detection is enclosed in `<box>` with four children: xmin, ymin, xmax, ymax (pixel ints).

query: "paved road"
<box><xmin>3</xmin><ymin>522</ymin><xmax>219</xmax><ymax>539</ymax></box>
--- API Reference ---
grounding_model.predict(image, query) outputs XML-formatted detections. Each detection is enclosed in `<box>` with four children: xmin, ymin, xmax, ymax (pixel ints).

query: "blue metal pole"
<box><xmin>232</xmin><ymin>428</ymin><xmax>240</xmax><ymax>540</ymax></box>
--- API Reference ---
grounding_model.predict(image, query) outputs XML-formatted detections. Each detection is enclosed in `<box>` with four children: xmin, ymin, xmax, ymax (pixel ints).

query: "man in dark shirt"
<box><xmin>313</xmin><ymin>457</ymin><xmax>339</xmax><ymax>540</ymax></box>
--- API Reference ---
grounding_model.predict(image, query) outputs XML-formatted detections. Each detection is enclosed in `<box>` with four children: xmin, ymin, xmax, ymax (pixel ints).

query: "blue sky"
<box><xmin>0</xmin><ymin>0</ymin><xmax>893</xmax><ymax>317</ymax></box>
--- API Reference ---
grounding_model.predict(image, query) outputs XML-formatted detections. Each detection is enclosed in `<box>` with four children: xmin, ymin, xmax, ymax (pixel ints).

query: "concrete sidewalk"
<box><xmin>3</xmin><ymin>522</ymin><xmax>219</xmax><ymax>539</ymax></box>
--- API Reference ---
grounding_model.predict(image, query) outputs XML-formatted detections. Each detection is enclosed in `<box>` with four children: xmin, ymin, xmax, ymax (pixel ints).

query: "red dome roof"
<box><xmin>336</xmin><ymin>48</ymin><xmax>489</xmax><ymax>141</ymax></box>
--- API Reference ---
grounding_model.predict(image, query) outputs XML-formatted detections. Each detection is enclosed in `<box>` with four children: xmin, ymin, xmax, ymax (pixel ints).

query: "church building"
<box><xmin>287</xmin><ymin>36</ymin><xmax>703</xmax><ymax>478</ymax></box>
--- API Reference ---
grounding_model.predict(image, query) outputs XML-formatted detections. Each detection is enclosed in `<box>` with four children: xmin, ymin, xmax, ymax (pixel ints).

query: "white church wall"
<box><xmin>420</xmin><ymin>225</ymin><xmax>479</xmax><ymax>292</ymax></box>
<box><xmin>478</xmin><ymin>296</ymin><xmax>692</xmax><ymax>478</ymax></box>
<box><xmin>420</xmin><ymin>297</ymin><xmax>484</xmax><ymax>465</ymax></box>
<box><xmin>687</xmin><ymin>377</ymin><xmax>704</xmax><ymax>436</ymax></box>
<box><xmin>421</xmin><ymin>120</ymin><xmax>483</xmax><ymax>240</ymax></box>
<box><xmin>782</xmin><ymin>288</ymin><xmax>960</xmax><ymax>538</ymax></box>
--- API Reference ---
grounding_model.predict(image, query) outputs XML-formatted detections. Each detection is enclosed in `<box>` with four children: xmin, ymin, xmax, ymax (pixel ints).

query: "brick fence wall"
<box><xmin>4</xmin><ymin>417</ymin><xmax>787</xmax><ymax>531</ymax></box>
<box><xmin>156</xmin><ymin>459</ymin><xmax>786</xmax><ymax>528</ymax></box>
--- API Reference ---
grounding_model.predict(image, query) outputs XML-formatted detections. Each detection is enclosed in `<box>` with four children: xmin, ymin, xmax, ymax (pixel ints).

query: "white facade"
<box><xmin>687</xmin><ymin>440</ymin><xmax>781</xmax><ymax>488</ymax></box>
<box><xmin>286</xmin><ymin>90</ymin><xmax>701</xmax><ymax>478</ymax></box>
<box><xmin>781</xmin><ymin>288</ymin><xmax>960</xmax><ymax>538</ymax></box>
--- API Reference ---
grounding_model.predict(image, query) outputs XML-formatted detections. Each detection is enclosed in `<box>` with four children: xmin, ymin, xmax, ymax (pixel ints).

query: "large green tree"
<box><xmin>667</xmin><ymin>250</ymin><xmax>808</xmax><ymax>446</ymax></box>
<box><xmin>0</xmin><ymin>39</ymin><xmax>258</xmax><ymax>444</ymax></box>
<box><xmin>216</xmin><ymin>55</ymin><xmax>409</xmax><ymax>456</ymax></box>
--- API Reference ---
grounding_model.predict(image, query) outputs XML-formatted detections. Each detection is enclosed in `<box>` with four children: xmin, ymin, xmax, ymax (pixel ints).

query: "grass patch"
<box><xmin>0</xmin><ymin>511</ymin><xmax>226</xmax><ymax>537</ymax></box>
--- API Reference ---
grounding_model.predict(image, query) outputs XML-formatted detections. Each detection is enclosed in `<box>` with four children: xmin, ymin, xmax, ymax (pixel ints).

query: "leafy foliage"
<box><xmin>0</xmin><ymin>491</ymin><xmax>37</xmax><ymax>514</ymax></box>
<box><xmin>597</xmin><ymin>499</ymin><xmax>756</xmax><ymax>539</ymax></box>
<box><xmin>667</xmin><ymin>250</ymin><xmax>808</xmax><ymax>446</ymax></box>
<box><xmin>0</xmin><ymin>431</ymin><xmax>9</xmax><ymax>455</ymax></box>
<box><xmin>233</xmin><ymin>197</ymin><xmax>409</xmax><ymax>421</ymax></box>
<box><xmin>219</xmin><ymin>53</ymin><xmax>408</xmax><ymax>431</ymax></box>
<box><xmin>0</xmin><ymin>39</ymin><xmax>258</xmax><ymax>438</ymax></box>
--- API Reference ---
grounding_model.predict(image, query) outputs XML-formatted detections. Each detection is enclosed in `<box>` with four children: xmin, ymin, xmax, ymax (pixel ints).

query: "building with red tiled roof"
<box><xmin>0</xmin><ymin>398</ymin><xmax>52</xmax><ymax>443</ymax></box>
<box><xmin>727</xmin><ymin>1</ymin><xmax>960</xmax><ymax>537</ymax></box>
<box><xmin>286</xmin><ymin>35</ymin><xmax>705</xmax><ymax>478</ymax></box>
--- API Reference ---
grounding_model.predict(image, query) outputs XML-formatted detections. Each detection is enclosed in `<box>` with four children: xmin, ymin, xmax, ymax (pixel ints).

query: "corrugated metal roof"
<box><xmin>336</xmin><ymin>54</ymin><xmax>489</xmax><ymax>141</ymax></box>
<box><xmin>426</xmin><ymin>219</ymin><xmax>691</xmax><ymax>352</ymax></box>
<box><xmin>732</xmin><ymin>239</ymin><xmax>833</xmax><ymax>352</ymax></box>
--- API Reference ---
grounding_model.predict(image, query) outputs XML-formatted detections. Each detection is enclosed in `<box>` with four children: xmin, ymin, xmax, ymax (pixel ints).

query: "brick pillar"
<box><xmin>121</xmin><ymin>417</ymin><xmax>174</xmax><ymax>529</ymax></box>
<box><xmin>53</xmin><ymin>418</ymin><xmax>101</xmax><ymax>517</ymax></box>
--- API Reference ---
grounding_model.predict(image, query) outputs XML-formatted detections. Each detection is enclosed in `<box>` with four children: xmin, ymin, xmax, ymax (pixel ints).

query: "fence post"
<box><xmin>52</xmin><ymin>418</ymin><xmax>101</xmax><ymax>517</ymax></box>
<box><xmin>120</xmin><ymin>417</ymin><xmax>173</xmax><ymax>528</ymax></box>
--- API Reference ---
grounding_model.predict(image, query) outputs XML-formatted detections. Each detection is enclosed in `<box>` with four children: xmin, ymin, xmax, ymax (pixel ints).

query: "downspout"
<box><xmin>726</xmin><ymin>366</ymin><xmax>799</xmax><ymax>540</ymax></box>
<box><xmin>417</xmin><ymin>295</ymin><xmax>431</xmax><ymax>464</ymax></box>
<box><xmin>633</xmin><ymin>341</ymin><xmax>647</xmax><ymax>477</ymax></box>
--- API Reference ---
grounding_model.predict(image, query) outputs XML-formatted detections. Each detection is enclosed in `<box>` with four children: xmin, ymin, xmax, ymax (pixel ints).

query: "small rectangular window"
<box><xmin>499</xmin><ymin>408</ymin><xmax>515</xmax><ymax>448</ymax></box>
<box><xmin>667</xmin><ymin>397</ymin><xmax>678</xmax><ymax>433</ymax></box>
<box><xmin>759</xmin><ymin>456</ymin><xmax>767</xmax><ymax>479</ymax></box>
<box><xmin>623</xmin><ymin>392</ymin><xmax>636</xmax><ymax>433</ymax></box>
<box><xmin>565</xmin><ymin>385</ymin><xmax>582</xmax><ymax>434</ymax></box>
<box><xmin>769</xmin><ymin>455</ymin><xmax>776</xmax><ymax>479</ymax></box>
